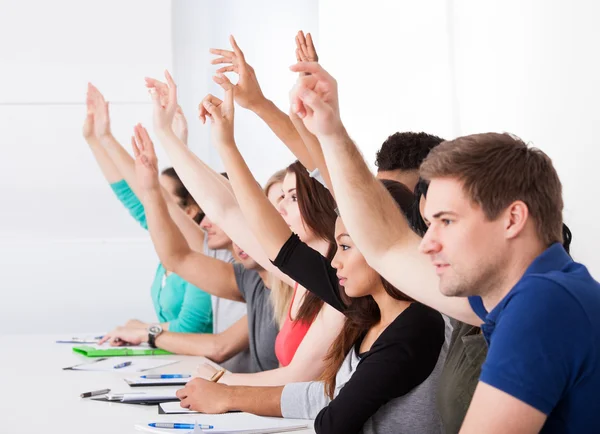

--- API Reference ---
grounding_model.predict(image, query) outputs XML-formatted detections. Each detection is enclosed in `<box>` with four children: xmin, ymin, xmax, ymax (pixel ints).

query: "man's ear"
<box><xmin>504</xmin><ymin>200</ymin><xmax>529</xmax><ymax>240</ymax></box>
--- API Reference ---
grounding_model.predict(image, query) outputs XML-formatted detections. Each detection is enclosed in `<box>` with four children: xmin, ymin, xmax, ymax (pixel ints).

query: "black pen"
<box><xmin>80</xmin><ymin>388</ymin><xmax>111</xmax><ymax>398</ymax></box>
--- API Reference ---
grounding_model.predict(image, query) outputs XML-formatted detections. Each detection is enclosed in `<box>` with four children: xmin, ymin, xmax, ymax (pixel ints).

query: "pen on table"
<box><xmin>140</xmin><ymin>374</ymin><xmax>191</xmax><ymax>379</ymax></box>
<box><xmin>210</xmin><ymin>368</ymin><xmax>226</xmax><ymax>383</ymax></box>
<box><xmin>113</xmin><ymin>361</ymin><xmax>132</xmax><ymax>369</ymax></box>
<box><xmin>80</xmin><ymin>388</ymin><xmax>111</xmax><ymax>398</ymax></box>
<box><xmin>148</xmin><ymin>423</ymin><xmax>214</xmax><ymax>430</ymax></box>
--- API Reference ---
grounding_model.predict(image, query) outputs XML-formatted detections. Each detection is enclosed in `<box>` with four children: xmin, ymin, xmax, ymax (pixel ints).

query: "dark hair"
<box><xmin>420</xmin><ymin>133</ymin><xmax>564</xmax><ymax>246</ymax></box>
<box><xmin>161</xmin><ymin>167</ymin><xmax>203</xmax><ymax>224</ymax></box>
<box><xmin>375</xmin><ymin>132</ymin><xmax>444</xmax><ymax>172</ymax></box>
<box><xmin>321</xmin><ymin>179</ymin><xmax>417</xmax><ymax>398</ymax></box>
<box><xmin>286</xmin><ymin>161</ymin><xmax>338</xmax><ymax>322</ymax></box>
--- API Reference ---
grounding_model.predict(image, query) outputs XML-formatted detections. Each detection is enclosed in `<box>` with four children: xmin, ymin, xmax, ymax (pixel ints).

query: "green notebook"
<box><xmin>72</xmin><ymin>345</ymin><xmax>172</xmax><ymax>357</ymax></box>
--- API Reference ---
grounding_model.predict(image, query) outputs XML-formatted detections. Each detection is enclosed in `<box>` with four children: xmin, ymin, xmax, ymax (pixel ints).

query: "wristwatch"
<box><xmin>147</xmin><ymin>324</ymin><xmax>163</xmax><ymax>348</ymax></box>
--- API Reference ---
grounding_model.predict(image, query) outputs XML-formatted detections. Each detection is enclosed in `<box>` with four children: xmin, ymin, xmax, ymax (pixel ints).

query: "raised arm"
<box><xmin>86</xmin><ymin>84</ymin><xmax>205</xmax><ymax>252</ymax></box>
<box><xmin>202</xmin><ymin>73</ymin><xmax>293</xmax><ymax>261</ymax></box>
<box><xmin>209</xmin><ymin>35</ymin><xmax>315</xmax><ymax>171</ymax></box>
<box><xmin>129</xmin><ymin>124</ymin><xmax>242</xmax><ymax>303</ymax></box>
<box><xmin>147</xmin><ymin>72</ymin><xmax>295</xmax><ymax>287</ymax></box>
<box><xmin>288</xmin><ymin>62</ymin><xmax>481</xmax><ymax>326</ymax></box>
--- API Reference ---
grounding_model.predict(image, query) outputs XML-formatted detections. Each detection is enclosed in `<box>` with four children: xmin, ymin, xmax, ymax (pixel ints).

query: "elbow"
<box><xmin>205</xmin><ymin>338</ymin><xmax>230</xmax><ymax>364</ymax></box>
<box><xmin>160</xmin><ymin>250</ymin><xmax>188</xmax><ymax>275</ymax></box>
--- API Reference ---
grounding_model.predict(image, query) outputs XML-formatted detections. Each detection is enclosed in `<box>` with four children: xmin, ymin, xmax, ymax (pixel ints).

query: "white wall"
<box><xmin>0</xmin><ymin>0</ymin><xmax>172</xmax><ymax>334</ymax></box>
<box><xmin>172</xmin><ymin>0</ymin><xmax>320</xmax><ymax>185</ymax></box>
<box><xmin>320</xmin><ymin>0</ymin><xmax>599</xmax><ymax>278</ymax></box>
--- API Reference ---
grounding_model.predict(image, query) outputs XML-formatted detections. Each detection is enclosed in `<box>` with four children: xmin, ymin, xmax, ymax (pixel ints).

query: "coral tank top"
<box><xmin>274</xmin><ymin>283</ymin><xmax>313</xmax><ymax>367</ymax></box>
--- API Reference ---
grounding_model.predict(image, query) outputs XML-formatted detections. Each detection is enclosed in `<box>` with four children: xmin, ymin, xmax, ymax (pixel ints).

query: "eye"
<box><xmin>291</xmin><ymin>194</ymin><xmax>298</xmax><ymax>202</ymax></box>
<box><xmin>339</xmin><ymin>244</ymin><xmax>350</xmax><ymax>251</ymax></box>
<box><xmin>442</xmin><ymin>219</ymin><xmax>452</xmax><ymax>226</ymax></box>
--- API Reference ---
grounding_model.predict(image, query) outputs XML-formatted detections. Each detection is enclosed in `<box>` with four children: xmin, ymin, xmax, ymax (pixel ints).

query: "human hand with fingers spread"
<box><xmin>289</xmin><ymin>62</ymin><xmax>344</xmax><ymax>138</ymax></box>
<box><xmin>131</xmin><ymin>123</ymin><xmax>160</xmax><ymax>193</ymax></box>
<box><xmin>146</xmin><ymin>70</ymin><xmax>179</xmax><ymax>134</ymax></box>
<box><xmin>210</xmin><ymin>35</ymin><xmax>267</xmax><ymax>111</ymax></box>
<box><xmin>144</xmin><ymin>77</ymin><xmax>189</xmax><ymax>145</ymax></box>
<box><xmin>199</xmin><ymin>74</ymin><xmax>236</xmax><ymax>147</ymax></box>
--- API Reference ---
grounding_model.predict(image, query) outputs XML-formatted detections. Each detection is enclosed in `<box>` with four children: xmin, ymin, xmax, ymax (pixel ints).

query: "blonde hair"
<box><xmin>264</xmin><ymin>169</ymin><xmax>294</xmax><ymax>328</ymax></box>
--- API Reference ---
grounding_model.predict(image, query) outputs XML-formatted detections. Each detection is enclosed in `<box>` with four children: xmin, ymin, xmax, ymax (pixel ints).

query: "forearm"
<box><xmin>155</xmin><ymin>331</ymin><xmax>223</xmax><ymax>358</ymax></box>
<box><xmin>99</xmin><ymin>133</ymin><xmax>141</xmax><ymax>197</ymax></box>
<box><xmin>216</xmin><ymin>143</ymin><xmax>292</xmax><ymax>260</ymax></box>
<box><xmin>142</xmin><ymin>187</ymin><xmax>193</xmax><ymax>271</ymax></box>
<box><xmin>86</xmin><ymin>139</ymin><xmax>123</xmax><ymax>184</ymax></box>
<box><xmin>253</xmin><ymin>99</ymin><xmax>316</xmax><ymax>171</ymax></box>
<box><xmin>224</xmin><ymin>385</ymin><xmax>284</xmax><ymax>417</ymax></box>
<box><xmin>289</xmin><ymin>113</ymin><xmax>333</xmax><ymax>193</ymax></box>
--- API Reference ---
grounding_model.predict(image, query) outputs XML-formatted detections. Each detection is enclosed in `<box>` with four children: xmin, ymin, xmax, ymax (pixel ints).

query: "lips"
<box><xmin>237</xmin><ymin>251</ymin><xmax>249</xmax><ymax>260</ymax></box>
<box><xmin>337</xmin><ymin>275</ymin><xmax>347</xmax><ymax>286</ymax></box>
<box><xmin>433</xmin><ymin>263</ymin><xmax>450</xmax><ymax>275</ymax></box>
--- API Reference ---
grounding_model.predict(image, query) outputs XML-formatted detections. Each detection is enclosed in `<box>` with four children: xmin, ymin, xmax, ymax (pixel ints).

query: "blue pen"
<box><xmin>113</xmin><ymin>361</ymin><xmax>132</xmax><ymax>369</ymax></box>
<box><xmin>148</xmin><ymin>423</ymin><xmax>213</xmax><ymax>429</ymax></box>
<box><xmin>141</xmin><ymin>374</ymin><xmax>191</xmax><ymax>379</ymax></box>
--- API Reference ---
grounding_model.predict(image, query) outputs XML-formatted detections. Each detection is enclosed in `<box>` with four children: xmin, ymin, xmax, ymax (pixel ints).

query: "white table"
<box><xmin>0</xmin><ymin>334</ymin><xmax>315</xmax><ymax>434</ymax></box>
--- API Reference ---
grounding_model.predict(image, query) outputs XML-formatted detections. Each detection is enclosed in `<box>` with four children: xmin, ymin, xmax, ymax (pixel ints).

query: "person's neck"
<box><xmin>481</xmin><ymin>238</ymin><xmax>547</xmax><ymax>312</ymax></box>
<box><xmin>257</xmin><ymin>268</ymin><xmax>269</xmax><ymax>286</ymax></box>
<box><xmin>371</xmin><ymin>285</ymin><xmax>411</xmax><ymax>326</ymax></box>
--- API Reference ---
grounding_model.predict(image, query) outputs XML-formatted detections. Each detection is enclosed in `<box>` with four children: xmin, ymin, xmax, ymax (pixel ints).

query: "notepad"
<box><xmin>159</xmin><ymin>402</ymin><xmax>201</xmax><ymax>414</ymax></box>
<box><xmin>72</xmin><ymin>357</ymin><xmax>178</xmax><ymax>372</ymax></box>
<box><xmin>93</xmin><ymin>391</ymin><xmax>180</xmax><ymax>405</ymax></box>
<box><xmin>135</xmin><ymin>413</ymin><xmax>311</xmax><ymax>433</ymax></box>
<box><xmin>56</xmin><ymin>334</ymin><xmax>103</xmax><ymax>344</ymax></box>
<box><xmin>126</xmin><ymin>376</ymin><xmax>191</xmax><ymax>387</ymax></box>
<box><xmin>73</xmin><ymin>343</ymin><xmax>171</xmax><ymax>357</ymax></box>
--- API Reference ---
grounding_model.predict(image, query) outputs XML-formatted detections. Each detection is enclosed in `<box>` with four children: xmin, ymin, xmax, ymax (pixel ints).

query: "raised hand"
<box><xmin>83</xmin><ymin>84</ymin><xmax>96</xmax><ymax>141</ymax></box>
<box><xmin>295</xmin><ymin>30</ymin><xmax>319</xmax><ymax>63</ymax></box>
<box><xmin>87</xmin><ymin>83</ymin><xmax>112</xmax><ymax>139</ymax></box>
<box><xmin>209</xmin><ymin>35</ymin><xmax>266</xmax><ymax>111</ymax></box>
<box><xmin>199</xmin><ymin>74</ymin><xmax>236</xmax><ymax>146</ymax></box>
<box><xmin>146</xmin><ymin>70</ymin><xmax>179</xmax><ymax>133</ymax></box>
<box><xmin>131</xmin><ymin>123</ymin><xmax>160</xmax><ymax>192</ymax></box>
<box><xmin>289</xmin><ymin>63</ymin><xmax>343</xmax><ymax>138</ymax></box>
<box><xmin>145</xmin><ymin>76</ymin><xmax>188</xmax><ymax>145</ymax></box>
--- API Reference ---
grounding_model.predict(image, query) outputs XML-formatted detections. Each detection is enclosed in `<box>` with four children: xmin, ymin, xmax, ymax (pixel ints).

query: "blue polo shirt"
<box><xmin>469</xmin><ymin>243</ymin><xmax>600</xmax><ymax>433</ymax></box>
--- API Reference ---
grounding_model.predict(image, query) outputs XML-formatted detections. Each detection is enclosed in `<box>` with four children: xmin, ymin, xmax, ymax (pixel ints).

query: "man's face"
<box><xmin>419</xmin><ymin>178</ymin><xmax>507</xmax><ymax>297</ymax></box>
<box><xmin>200</xmin><ymin>215</ymin><xmax>231</xmax><ymax>250</ymax></box>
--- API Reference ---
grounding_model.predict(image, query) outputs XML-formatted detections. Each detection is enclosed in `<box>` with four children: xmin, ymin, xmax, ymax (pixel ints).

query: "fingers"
<box><xmin>229</xmin><ymin>35</ymin><xmax>245</xmax><ymax>61</ymax></box>
<box><xmin>175</xmin><ymin>387</ymin><xmax>187</xmax><ymax>400</ymax></box>
<box><xmin>138</xmin><ymin>124</ymin><xmax>156</xmax><ymax>154</ymax></box>
<box><xmin>290</xmin><ymin>62</ymin><xmax>330</xmax><ymax>79</ymax></box>
<box><xmin>98</xmin><ymin>334</ymin><xmax>110</xmax><ymax>345</ymax></box>
<box><xmin>164</xmin><ymin>69</ymin><xmax>178</xmax><ymax>110</ymax></box>
<box><xmin>295</xmin><ymin>86</ymin><xmax>326</xmax><ymax>116</ymax></box>
<box><xmin>216</xmin><ymin>65</ymin><xmax>239</xmax><ymax>74</ymax></box>
<box><xmin>211</xmin><ymin>57</ymin><xmax>234</xmax><ymax>65</ymax></box>
<box><xmin>306</xmin><ymin>33</ymin><xmax>318</xmax><ymax>61</ymax></box>
<box><xmin>131</xmin><ymin>136</ymin><xmax>141</xmax><ymax>158</ymax></box>
<box><xmin>209</xmin><ymin>48</ymin><xmax>235</xmax><ymax>59</ymax></box>
<box><xmin>212</xmin><ymin>73</ymin><xmax>234</xmax><ymax>91</ymax></box>
<box><xmin>295</xmin><ymin>48</ymin><xmax>303</xmax><ymax>63</ymax></box>
<box><xmin>297</xmin><ymin>30</ymin><xmax>309</xmax><ymax>59</ymax></box>
<box><xmin>199</xmin><ymin>94</ymin><xmax>223</xmax><ymax>124</ymax></box>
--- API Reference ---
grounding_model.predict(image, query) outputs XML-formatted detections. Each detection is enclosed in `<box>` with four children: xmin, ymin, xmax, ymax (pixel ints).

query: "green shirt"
<box><xmin>110</xmin><ymin>180</ymin><xmax>212</xmax><ymax>333</ymax></box>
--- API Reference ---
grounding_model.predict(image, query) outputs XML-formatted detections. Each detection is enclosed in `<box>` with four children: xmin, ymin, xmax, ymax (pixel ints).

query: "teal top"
<box><xmin>110</xmin><ymin>180</ymin><xmax>213</xmax><ymax>333</ymax></box>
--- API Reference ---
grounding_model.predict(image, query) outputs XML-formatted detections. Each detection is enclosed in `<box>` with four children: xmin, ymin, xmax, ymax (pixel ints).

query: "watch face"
<box><xmin>148</xmin><ymin>325</ymin><xmax>163</xmax><ymax>335</ymax></box>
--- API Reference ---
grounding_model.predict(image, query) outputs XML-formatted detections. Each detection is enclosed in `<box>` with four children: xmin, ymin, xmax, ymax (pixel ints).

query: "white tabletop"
<box><xmin>0</xmin><ymin>334</ymin><xmax>314</xmax><ymax>434</ymax></box>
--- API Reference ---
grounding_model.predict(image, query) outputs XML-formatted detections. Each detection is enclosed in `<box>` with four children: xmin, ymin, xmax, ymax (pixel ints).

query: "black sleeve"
<box><xmin>314</xmin><ymin>304</ymin><xmax>445</xmax><ymax>434</ymax></box>
<box><xmin>272</xmin><ymin>233</ymin><xmax>346</xmax><ymax>312</ymax></box>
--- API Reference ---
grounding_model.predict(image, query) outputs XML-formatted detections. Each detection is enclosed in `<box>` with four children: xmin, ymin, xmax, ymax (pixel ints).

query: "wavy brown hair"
<box><xmin>286</xmin><ymin>161</ymin><xmax>338</xmax><ymax>322</ymax></box>
<box><xmin>320</xmin><ymin>179</ymin><xmax>416</xmax><ymax>398</ymax></box>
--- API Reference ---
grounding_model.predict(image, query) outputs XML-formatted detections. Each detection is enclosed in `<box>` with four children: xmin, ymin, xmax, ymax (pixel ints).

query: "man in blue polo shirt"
<box><xmin>287</xmin><ymin>61</ymin><xmax>600</xmax><ymax>433</ymax></box>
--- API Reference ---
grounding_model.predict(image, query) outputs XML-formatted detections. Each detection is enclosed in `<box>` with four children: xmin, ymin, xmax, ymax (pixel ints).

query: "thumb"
<box><xmin>149</xmin><ymin>88</ymin><xmax>163</xmax><ymax>112</ymax></box>
<box><xmin>202</xmin><ymin>99</ymin><xmax>220</xmax><ymax>121</ymax></box>
<box><xmin>297</xmin><ymin>87</ymin><xmax>328</xmax><ymax>115</ymax></box>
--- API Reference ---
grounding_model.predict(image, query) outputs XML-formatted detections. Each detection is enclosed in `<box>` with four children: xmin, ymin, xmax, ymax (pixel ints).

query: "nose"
<box><xmin>200</xmin><ymin>219</ymin><xmax>211</xmax><ymax>230</ymax></box>
<box><xmin>419</xmin><ymin>227</ymin><xmax>442</xmax><ymax>255</ymax></box>
<box><xmin>277</xmin><ymin>199</ymin><xmax>287</xmax><ymax>217</ymax></box>
<box><xmin>331</xmin><ymin>250</ymin><xmax>342</xmax><ymax>271</ymax></box>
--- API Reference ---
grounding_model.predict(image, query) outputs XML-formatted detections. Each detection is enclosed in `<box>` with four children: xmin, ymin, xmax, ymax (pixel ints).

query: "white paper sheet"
<box><xmin>159</xmin><ymin>402</ymin><xmax>200</xmax><ymax>414</ymax></box>
<box><xmin>135</xmin><ymin>413</ymin><xmax>311</xmax><ymax>433</ymax></box>
<box><xmin>126</xmin><ymin>376</ymin><xmax>192</xmax><ymax>386</ymax></box>
<box><xmin>72</xmin><ymin>357</ymin><xmax>177</xmax><ymax>372</ymax></box>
